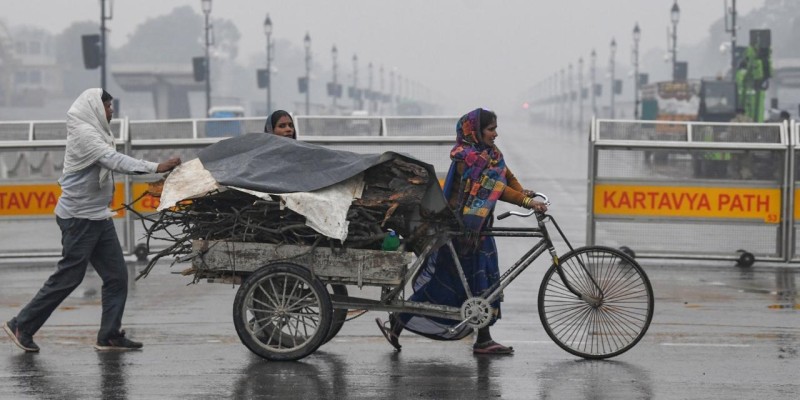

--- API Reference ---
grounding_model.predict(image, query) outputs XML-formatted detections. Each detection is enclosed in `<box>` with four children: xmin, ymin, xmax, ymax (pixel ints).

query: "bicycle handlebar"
<box><xmin>497</xmin><ymin>192</ymin><xmax>550</xmax><ymax>220</ymax></box>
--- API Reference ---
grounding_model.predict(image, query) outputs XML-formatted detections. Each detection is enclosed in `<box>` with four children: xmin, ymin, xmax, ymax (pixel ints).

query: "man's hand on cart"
<box><xmin>157</xmin><ymin>157</ymin><xmax>182</xmax><ymax>173</ymax></box>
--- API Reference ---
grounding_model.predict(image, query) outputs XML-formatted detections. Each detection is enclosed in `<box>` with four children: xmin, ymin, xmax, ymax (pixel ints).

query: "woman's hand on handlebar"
<box><xmin>525</xmin><ymin>199</ymin><xmax>548</xmax><ymax>213</ymax></box>
<box><xmin>522</xmin><ymin>196</ymin><xmax>548</xmax><ymax>213</ymax></box>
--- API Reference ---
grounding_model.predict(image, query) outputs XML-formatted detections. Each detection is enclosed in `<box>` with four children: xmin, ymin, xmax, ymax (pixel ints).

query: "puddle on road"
<box><xmin>704</xmin><ymin>268</ymin><xmax>798</xmax><ymax>310</ymax></box>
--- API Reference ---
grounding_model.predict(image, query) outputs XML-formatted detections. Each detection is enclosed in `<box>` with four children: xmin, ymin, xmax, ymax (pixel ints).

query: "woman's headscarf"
<box><xmin>446</xmin><ymin>108</ymin><xmax>508</xmax><ymax>245</ymax></box>
<box><xmin>264</xmin><ymin>110</ymin><xmax>295</xmax><ymax>139</ymax></box>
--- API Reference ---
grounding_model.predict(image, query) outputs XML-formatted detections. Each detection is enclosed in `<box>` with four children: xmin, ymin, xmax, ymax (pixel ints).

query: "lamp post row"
<box><xmin>192</xmin><ymin>1</ymin><xmax>435</xmax><ymax>117</ymax></box>
<box><xmin>257</xmin><ymin>13</ymin><xmax>417</xmax><ymax>116</ymax></box>
<box><xmin>536</xmin><ymin>1</ymin><xmax>684</xmax><ymax>124</ymax></box>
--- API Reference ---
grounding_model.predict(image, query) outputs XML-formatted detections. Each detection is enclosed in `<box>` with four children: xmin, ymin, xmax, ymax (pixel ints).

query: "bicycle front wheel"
<box><xmin>538</xmin><ymin>246</ymin><xmax>653</xmax><ymax>359</ymax></box>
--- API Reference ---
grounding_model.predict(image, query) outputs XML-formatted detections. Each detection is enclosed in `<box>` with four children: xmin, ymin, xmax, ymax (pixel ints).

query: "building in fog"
<box><xmin>0</xmin><ymin>22</ymin><xmax>63</xmax><ymax>108</ymax></box>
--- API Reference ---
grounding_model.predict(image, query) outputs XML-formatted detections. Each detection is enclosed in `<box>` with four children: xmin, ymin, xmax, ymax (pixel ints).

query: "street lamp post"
<box><xmin>578</xmin><ymin>57</ymin><xmax>584</xmax><ymax>129</ymax></box>
<box><xmin>398</xmin><ymin>73</ymin><xmax>403</xmax><ymax>101</ymax></box>
<box><xmin>352</xmin><ymin>54</ymin><xmax>359</xmax><ymax>110</ymax></box>
<box><xmin>379</xmin><ymin>65</ymin><xmax>384</xmax><ymax>114</ymax></box>
<box><xmin>671</xmin><ymin>0</ymin><xmax>680</xmax><ymax>80</ymax></box>
<box><xmin>590</xmin><ymin>49</ymin><xmax>597</xmax><ymax>116</ymax></box>
<box><xmin>201</xmin><ymin>0</ymin><xmax>212</xmax><ymax>116</ymax></box>
<box><xmin>331</xmin><ymin>45</ymin><xmax>338</xmax><ymax>111</ymax></box>
<box><xmin>725</xmin><ymin>0</ymin><xmax>738</xmax><ymax>107</ymax></box>
<box><xmin>368</xmin><ymin>62</ymin><xmax>373</xmax><ymax>113</ymax></box>
<box><xmin>610</xmin><ymin>38</ymin><xmax>617</xmax><ymax>119</ymax></box>
<box><xmin>303</xmin><ymin>32</ymin><xmax>311</xmax><ymax>115</ymax></box>
<box><xmin>725</xmin><ymin>0</ymin><xmax>738</xmax><ymax>76</ymax></box>
<box><xmin>99</xmin><ymin>0</ymin><xmax>112</xmax><ymax>91</ymax></box>
<box><xmin>559</xmin><ymin>68</ymin><xmax>565</xmax><ymax>127</ymax></box>
<box><xmin>568</xmin><ymin>63</ymin><xmax>574</xmax><ymax>129</ymax></box>
<box><xmin>263</xmin><ymin>14</ymin><xmax>272</xmax><ymax>117</ymax></box>
<box><xmin>633</xmin><ymin>22</ymin><xmax>641</xmax><ymax>119</ymax></box>
<box><xmin>390</xmin><ymin>67</ymin><xmax>396</xmax><ymax>115</ymax></box>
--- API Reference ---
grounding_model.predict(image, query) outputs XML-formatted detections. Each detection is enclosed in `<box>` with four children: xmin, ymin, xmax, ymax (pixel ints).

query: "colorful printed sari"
<box><xmin>399</xmin><ymin>108</ymin><xmax>506</xmax><ymax>340</ymax></box>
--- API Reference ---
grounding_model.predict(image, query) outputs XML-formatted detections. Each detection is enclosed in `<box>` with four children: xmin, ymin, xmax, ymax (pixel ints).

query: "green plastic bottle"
<box><xmin>381</xmin><ymin>230</ymin><xmax>400</xmax><ymax>251</ymax></box>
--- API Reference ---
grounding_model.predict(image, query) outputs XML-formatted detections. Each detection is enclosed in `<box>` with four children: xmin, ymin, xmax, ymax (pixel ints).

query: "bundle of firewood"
<box><xmin>131</xmin><ymin>158</ymin><xmax>451</xmax><ymax>278</ymax></box>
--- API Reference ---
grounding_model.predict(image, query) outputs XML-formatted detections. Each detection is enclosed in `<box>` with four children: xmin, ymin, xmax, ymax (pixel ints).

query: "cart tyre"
<box><xmin>232</xmin><ymin>263</ymin><xmax>332</xmax><ymax>361</ymax></box>
<box><xmin>538</xmin><ymin>246</ymin><xmax>654</xmax><ymax>359</ymax></box>
<box><xmin>324</xmin><ymin>284</ymin><xmax>348</xmax><ymax>343</ymax></box>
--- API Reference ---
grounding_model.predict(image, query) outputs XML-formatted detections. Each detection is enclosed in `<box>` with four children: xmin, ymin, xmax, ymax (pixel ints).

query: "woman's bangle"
<box><xmin>523</xmin><ymin>197</ymin><xmax>532</xmax><ymax>208</ymax></box>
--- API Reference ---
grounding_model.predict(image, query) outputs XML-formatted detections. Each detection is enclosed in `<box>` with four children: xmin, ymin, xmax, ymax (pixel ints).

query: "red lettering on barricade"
<box><xmin>594</xmin><ymin>184</ymin><xmax>780</xmax><ymax>223</ymax></box>
<box><xmin>633</xmin><ymin>192</ymin><xmax>645</xmax><ymax>209</ymax></box>
<box><xmin>757</xmin><ymin>195</ymin><xmax>769</xmax><ymax>212</ymax></box>
<box><xmin>0</xmin><ymin>185</ymin><xmax>62</xmax><ymax>215</ymax></box>
<box><xmin>697</xmin><ymin>194</ymin><xmax>710</xmax><ymax>210</ymax></box>
<box><xmin>603</xmin><ymin>191</ymin><xmax>616</xmax><ymax>208</ymax></box>
<box><xmin>718</xmin><ymin>194</ymin><xmax>729</xmax><ymax>210</ymax></box>
<box><xmin>730</xmin><ymin>195</ymin><xmax>743</xmax><ymax>212</ymax></box>
<box><xmin>618</xmin><ymin>192</ymin><xmax>631</xmax><ymax>208</ymax></box>
<box><xmin>658</xmin><ymin>193</ymin><xmax>671</xmax><ymax>209</ymax></box>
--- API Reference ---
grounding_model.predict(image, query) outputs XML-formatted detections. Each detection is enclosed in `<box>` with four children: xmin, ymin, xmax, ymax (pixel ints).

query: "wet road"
<box><xmin>1</xmin><ymin>121</ymin><xmax>798</xmax><ymax>399</ymax></box>
<box><xmin>0</xmin><ymin>255</ymin><xmax>797</xmax><ymax>399</ymax></box>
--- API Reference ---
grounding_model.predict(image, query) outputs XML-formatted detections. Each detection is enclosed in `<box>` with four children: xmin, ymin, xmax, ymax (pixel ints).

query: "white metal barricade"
<box><xmin>588</xmin><ymin>118</ymin><xmax>791</xmax><ymax>263</ymax></box>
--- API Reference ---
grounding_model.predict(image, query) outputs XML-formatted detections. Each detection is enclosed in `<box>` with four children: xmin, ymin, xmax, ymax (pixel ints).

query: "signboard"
<box><xmin>0</xmin><ymin>182</ymin><xmax>162</xmax><ymax>217</ymax></box>
<box><xmin>594</xmin><ymin>184</ymin><xmax>780</xmax><ymax>223</ymax></box>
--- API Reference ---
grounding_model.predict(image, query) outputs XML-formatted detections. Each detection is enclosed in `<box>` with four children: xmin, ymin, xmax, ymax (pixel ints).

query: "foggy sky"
<box><xmin>3</xmin><ymin>0</ymin><xmax>765</xmax><ymax>116</ymax></box>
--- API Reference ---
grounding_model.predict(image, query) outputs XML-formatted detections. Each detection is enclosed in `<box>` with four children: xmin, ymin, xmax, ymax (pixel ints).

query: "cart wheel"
<box><xmin>736</xmin><ymin>250</ymin><xmax>755</xmax><ymax>268</ymax></box>
<box><xmin>619</xmin><ymin>246</ymin><xmax>636</xmax><ymax>259</ymax></box>
<box><xmin>134</xmin><ymin>243</ymin><xmax>149</xmax><ymax>262</ymax></box>
<box><xmin>232</xmin><ymin>263</ymin><xmax>332</xmax><ymax>361</ymax></box>
<box><xmin>538</xmin><ymin>246</ymin><xmax>654</xmax><ymax>360</ymax></box>
<box><xmin>324</xmin><ymin>284</ymin><xmax>348</xmax><ymax>344</ymax></box>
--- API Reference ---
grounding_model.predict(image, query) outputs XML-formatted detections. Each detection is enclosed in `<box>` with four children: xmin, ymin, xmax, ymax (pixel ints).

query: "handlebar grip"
<box><xmin>497</xmin><ymin>211</ymin><xmax>511</xmax><ymax>220</ymax></box>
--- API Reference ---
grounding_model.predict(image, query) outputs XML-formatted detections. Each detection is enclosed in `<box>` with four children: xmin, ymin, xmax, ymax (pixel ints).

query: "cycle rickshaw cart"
<box><xmin>183</xmin><ymin>193</ymin><xmax>654</xmax><ymax>362</ymax></box>
<box><xmin>143</xmin><ymin>135</ymin><xmax>654</xmax><ymax>362</ymax></box>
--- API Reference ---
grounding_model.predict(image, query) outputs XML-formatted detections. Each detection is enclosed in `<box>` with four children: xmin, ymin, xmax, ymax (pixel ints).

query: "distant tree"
<box><xmin>114</xmin><ymin>5</ymin><xmax>239</xmax><ymax>63</ymax></box>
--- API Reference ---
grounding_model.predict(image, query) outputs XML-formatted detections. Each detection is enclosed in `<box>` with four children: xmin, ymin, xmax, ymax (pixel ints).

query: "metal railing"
<box><xmin>294</xmin><ymin>116</ymin><xmax>458</xmax><ymax>137</ymax></box>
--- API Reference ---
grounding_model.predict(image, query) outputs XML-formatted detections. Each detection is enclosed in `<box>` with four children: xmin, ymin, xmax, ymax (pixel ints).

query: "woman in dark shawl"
<box><xmin>376</xmin><ymin>108</ymin><xmax>547</xmax><ymax>354</ymax></box>
<box><xmin>264</xmin><ymin>110</ymin><xmax>296</xmax><ymax>139</ymax></box>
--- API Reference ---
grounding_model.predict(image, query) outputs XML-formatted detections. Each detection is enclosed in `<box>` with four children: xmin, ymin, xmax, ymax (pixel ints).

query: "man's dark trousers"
<box><xmin>14</xmin><ymin>217</ymin><xmax>128</xmax><ymax>341</ymax></box>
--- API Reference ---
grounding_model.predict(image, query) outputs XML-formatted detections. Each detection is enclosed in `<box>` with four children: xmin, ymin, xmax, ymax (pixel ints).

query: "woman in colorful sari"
<box><xmin>376</xmin><ymin>108</ymin><xmax>547</xmax><ymax>354</ymax></box>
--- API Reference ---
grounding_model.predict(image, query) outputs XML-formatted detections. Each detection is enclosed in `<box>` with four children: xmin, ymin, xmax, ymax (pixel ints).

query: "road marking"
<box><xmin>660</xmin><ymin>343</ymin><xmax>750</xmax><ymax>348</ymax></box>
<box><xmin>501</xmin><ymin>340</ymin><xmax>554</xmax><ymax>344</ymax></box>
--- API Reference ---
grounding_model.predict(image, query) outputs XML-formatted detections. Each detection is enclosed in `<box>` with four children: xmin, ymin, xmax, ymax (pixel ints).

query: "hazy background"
<box><xmin>0</xmin><ymin>0</ymin><xmax>774</xmax><ymax>118</ymax></box>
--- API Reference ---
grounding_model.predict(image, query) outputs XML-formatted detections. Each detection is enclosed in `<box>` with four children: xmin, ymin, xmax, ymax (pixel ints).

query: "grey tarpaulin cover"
<box><xmin>196</xmin><ymin>131</ymin><xmax>452</xmax><ymax>220</ymax></box>
<box><xmin>200</xmin><ymin>132</ymin><xmax>402</xmax><ymax>193</ymax></box>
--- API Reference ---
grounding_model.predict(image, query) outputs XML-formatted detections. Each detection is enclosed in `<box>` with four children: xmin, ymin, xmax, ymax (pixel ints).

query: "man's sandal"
<box><xmin>473</xmin><ymin>340</ymin><xmax>514</xmax><ymax>355</ymax></box>
<box><xmin>375</xmin><ymin>317</ymin><xmax>402</xmax><ymax>351</ymax></box>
